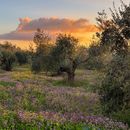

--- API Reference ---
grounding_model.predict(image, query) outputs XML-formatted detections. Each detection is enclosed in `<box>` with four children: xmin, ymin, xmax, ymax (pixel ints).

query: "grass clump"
<box><xmin>52</xmin><ymin>79</ymin><xmax>98</xmax><ymax>92</ymax></box>
<box><xmin>0</xmin><ymin>81</ymin><xmax>16</xmax><ymax>87</ymax></box>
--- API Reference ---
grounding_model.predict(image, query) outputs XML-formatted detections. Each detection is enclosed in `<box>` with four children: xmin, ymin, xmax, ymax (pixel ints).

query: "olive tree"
<box><xmin>96</xmin><ymin>1</ymin><xmax>129</xmax><ymax>55</ymax></box>
<box><xmin>31</xmin><ymin>29</ymin><xmax>51</xmax><ymax>74</ymax></box>
<box><xmin>97</xmin><ymin>1</ymin><xmax>130</xmax><ymax>114</ymax></box>
<box><xmin>50</xmin><ymin>34</ymin><xmax>88</xmax><ymax>82</ymax></box>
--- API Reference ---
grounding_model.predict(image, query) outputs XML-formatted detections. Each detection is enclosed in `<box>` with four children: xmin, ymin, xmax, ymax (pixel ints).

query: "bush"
<box><xmin>100</xmin><ymin>54</ymin><xmax>130</xmax><ymax>114</ymax></box>
<box><xmin>31</xmin><ymin>57</ymin><xmax>43</xmax><ymax>73</ymax></box>
<box><xmin>15</xmin><ymin>51</ymin><xmax>28</xmax><ymax>65</ymax></box>
<box><xmin>113</xmin><ymin>109</ymin><xmax>130</xmax><ymax>126</ymax></box>
<box><xmin>0</xmin><ymin>50</ymin><xmax>16</xmax><ymax>71</ymax></box>
<box><xmin>85</xmin><ymin>57</ymin><xmax>104</xmax><ymax>70</ymax></box>
<box><xmin>86</xmin><ymin>43</ymin><xmax>110</xmax><ymax>70</ymax></box>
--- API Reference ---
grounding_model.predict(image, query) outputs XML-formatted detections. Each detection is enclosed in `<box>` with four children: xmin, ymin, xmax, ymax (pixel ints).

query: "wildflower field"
<box><xmin>0</xmin><ymin>65</ymin><xmax>128</xmax><ymax>130</ymax></box>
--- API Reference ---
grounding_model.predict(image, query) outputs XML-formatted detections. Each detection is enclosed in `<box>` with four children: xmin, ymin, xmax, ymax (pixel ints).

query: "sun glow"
<box><xmin>0</xmin><ymin>31</ymin><xmax>96</xmax><ymax>50</ymax></box>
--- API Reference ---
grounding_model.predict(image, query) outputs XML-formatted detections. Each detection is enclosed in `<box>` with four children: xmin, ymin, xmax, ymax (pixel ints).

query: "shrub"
<box><xmin>100</xmin><ymin>54</ymin><xmax>130</xmax><ymax>114</ymax></box>
<box><xmin>15</xmin><ymin>51</ymin><xmax>28</xmax><ymax>65</ymax></box>
<box><xmin>113</xmin><ymin>109</ymin><xmax>130</xmax><ymax>126</ymax></box>
<box><xmin>86</xmin><ymin>42</ymin><xmax>112</xmax><ymax>70</ymax></box>
<box><xmin>0</xmin><ymin>49</ymin><xmax>16</xmax><ymax>71</ymax></box>
<box><xmin>31</xmin><ymin>57</ymin><xmax>43</xmax><ymax>73</ymax></box>
<box><xmin>85</xmin><ymin>57</ymin><xmax>104</xmax><ymax>70</ymax></box>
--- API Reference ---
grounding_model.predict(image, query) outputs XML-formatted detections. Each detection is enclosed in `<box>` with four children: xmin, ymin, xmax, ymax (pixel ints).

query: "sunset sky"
<box><xmin>0</xmin><ymin>0</ymin><xmax>129</xmax><ymax>48</ymax></box>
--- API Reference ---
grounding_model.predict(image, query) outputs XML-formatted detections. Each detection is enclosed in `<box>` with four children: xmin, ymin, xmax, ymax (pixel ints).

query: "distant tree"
<box><xmin>31</xmin><ymin>29</ymin><xmax>51</xmax><ymax>73</ymax></box>
<box><xmin>50</xmin><ymin>34</ymin><xmax>88</xmax><ymax>82</ymax></box>
<box><xmin>33</xmin><ymin>28</ymin><xmax>51</xmax><ymax>47</ymax></box>
<box><xmin>15</xmin><ymin>50</ymin><xmax>28</xmax><ymax>65</ymax></box>
<box><xmin>31</xmin><ymin>56</ymin><xmax>43</xmax><ymax>73</ymax></box>
<box><xmin>0</xmin><ymin>49</ymin><xmax>16</xmax><ymax>71</ymax></box>
<box><xmin>0</xmin><ymin>42</ymin><xmax>17</xmax><ymax>71</ymax></box>
<box><xmin>0</xmin><ymin>41</ymin><xmax>17</xmax><ymax>51</ymax></box>
<box><xmin>86</xmin><ymin>40</ymin><xmax>107</xmax><ymax>70</ymax></box>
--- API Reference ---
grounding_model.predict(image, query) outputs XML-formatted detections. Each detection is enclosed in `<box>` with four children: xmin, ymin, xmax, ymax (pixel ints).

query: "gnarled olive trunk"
<box><xmin>67</xmin><ymin>71</ymin><xmax>75</xmax><ymax>82</ymax></box>
<box><xmin>59</xmin><ymin>60</ymin><xmax>77</xmax><ymax>82</ymax></box>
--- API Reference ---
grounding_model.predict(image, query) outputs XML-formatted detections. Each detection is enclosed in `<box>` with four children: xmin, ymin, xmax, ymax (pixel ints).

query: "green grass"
<box><xmin>0</xmin><ymin>81</ymin><xmax>16</xmax><ymax>87</ymax></box>
<box><xmin>0</xmin><ymin>65</ymin><xmax>128</xmax><ymax>129</ymax></box>
<box><xmin>11</xmin><ymin>65</ymin><xmax>103</xmax><ymax>90</ymax></box>
<box><xmin>112</xmin><ymin>109</ymin><xmax>130</xmax><ymax>126</ymax></box>
<box><xmin>0</xmin><ymin>109</ymin><xmax>110</xmax><ymax>130</ymax></box>
<box><xmin>52</xmin><ymin>79</ymin><xmax>99</xmax><ymax>92</ymax></box>
<box><xmin>0</xmin><ymin>109</ymin><xmax>123</xmax><ymax>130</ymax></box>
<box><xmin>52</xmin><ymin>79</ymin><xmax>89</xmax><ymax>87</ymax></box>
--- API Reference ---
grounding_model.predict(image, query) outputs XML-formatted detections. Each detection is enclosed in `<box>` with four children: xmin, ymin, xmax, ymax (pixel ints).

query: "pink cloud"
<box><xmin>0</xmin><ymin>17</ymin><xmax>98</xmax><ymax>41</ymax></box>
<box><xmin>17</xmin><ymin>17</ymin><xmax>32</xmax><ymax>31</ymax></box>
<box><xmin>17</xmin><ymin>17</ymin><xmax>91</xmax><ymax>32</ymax></box>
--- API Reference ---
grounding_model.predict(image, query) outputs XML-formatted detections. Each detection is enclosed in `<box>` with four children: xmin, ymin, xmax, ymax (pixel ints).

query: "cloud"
<box><xmin>0</xmin><ymin>31</ymin><xmax>33</xmax><ymax>40</ymax></box>
<box><xmin>0</xmin><ymin>17</ymin><xmax>98</xmax><ymax>41</ymax></box>
<box><xmin>16</xmin><ymin>17</ymin><xmax>97</xmax><ymax>32</ymax></box>
<box><xmin>17</xmin><ymin>17</ymin><xmax>32</xmax><ymax>31</ymax></box>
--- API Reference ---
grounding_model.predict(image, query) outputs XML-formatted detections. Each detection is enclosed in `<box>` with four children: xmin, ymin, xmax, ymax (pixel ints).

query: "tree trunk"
<box><xmin>67</xmin><ymin>71</ymin><xmax>75</xmax><ymax>82</ymax></box>
<box><xmin>59</xmin><ymin>60</ymin><xmax>77</xmax><ymax>82</ymax></box>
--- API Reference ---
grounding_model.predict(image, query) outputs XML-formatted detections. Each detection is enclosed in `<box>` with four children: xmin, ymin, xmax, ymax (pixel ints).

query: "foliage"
<box><xmin>86</xmin><ymin>38</ymin><xmax>113</xmax><ymax>70</ymax></box>
<box><xmin>96</xmin><ymin>1</ymin><xmax>130</xmax><ymax>55</ymax></box>
<box><xmin>0</xmin><ymin>42</ymin><xmax>29</xmax><ymax>70</ymax></box>
<box><xmin>100</xmin><ymin>54</ymin><xmax>130</xmax><ymax>114</ymax></box>
<box><xmin>31</xmin><ymin>29</ymin><xmax>52</xmax><ymax>73</ymax></box>
<box><xmin>31</xmin><ymin>56</ymin><xmax>43</xmax><ymax>73</ymax></box>
<box><xmin>0</xmin><ymin>63</ymin><xmax>128</xmax><ymax>129</ymax></box>
<box><xmin>0</xmin><ymin>81</ymin><xmax>16</xmax><ymax>87</ymax></box>
<box><xmin>32</xmin><ymin>31</ymin><xmax>88</xmax><ymax>81</ymax></box>
<box><xmin>15</xmin><ymin>50</ymin><xmax>28</xmax><ymax>65</ymax></box>
<box><xmin>33</xmin><ymin>28</ymin><xmax>51</xmax><ymax>46</ymax></box>
<box><xmin>0</xmin><ymin>49</ymin><xmax>16</xmax><ymax>71</ymax></box>
<box><xmin>113</xmin><ymin>109</ymin><xmax>130</xmax><ymax>126</ymax></box>
<box><xmin>0</xmin><ymin>109</ymin><xmax>128</xmax><ymax>130</ymax></box>
<box><xmin>85</xmin><ymin>56</ymin><xmax>104</xmax><ymax>70</ymax></box>
<box><xmin>50</xmin><ymin>34</ymin><xmax>87</xmax><ymax>81</ymax></box>
<box><xmin>0</xmin><ymin>41</ymin><xmax>17</xmax><ymax>51</ymax></box>
<box><xmin>97</xmin><ymin>1</ymin><xmax>130</xmax><ymax>117</ymax></box>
